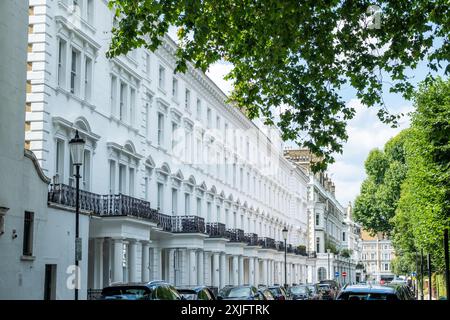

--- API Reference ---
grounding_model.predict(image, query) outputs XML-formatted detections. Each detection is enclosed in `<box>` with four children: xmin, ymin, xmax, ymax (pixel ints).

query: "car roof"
<box><xmin>341</xmin><ymin>284</ymin><xmax>396</xmax><ymax>293</ymax></box>
<box><xmin>105</xmin><ymin>280</ymin><xmax>169</xmax><ymax>288</ymax></box>
<box><xmin>176</xmin><ymin>286</ymin><xmax>209</xmax><ymax>291</ymax></box>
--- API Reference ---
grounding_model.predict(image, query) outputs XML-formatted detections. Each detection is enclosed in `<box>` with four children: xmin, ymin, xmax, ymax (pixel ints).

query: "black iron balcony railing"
<box><xmin>258</xmin><ymin>237</ymin><xmax>276</xmax><ymax>249</ymax></box>
<box><xmin>102</xmin><ymin>194</ymin><xmax>159</xmax><ymax>223</ymax></box>
<box><xmin>294</xmin><ymin>247</ymin><xmax>307</xmax><ymax>256</ymax></box>
<box><xmin>276</xmin><ymin>240</ymin><xmax>285</xmax><ymax>251</ymax></box>
<box><xmin>155</xmin><ymin>212</ymin><xmax>172</xmax><ymax>232</ymax></box>
<box><xmin>308</xmin><ymin>251</ymin><xmax>317</xmax><ymax>258</ymax></box>
<box><xmin>48</xmin><ymin>183</ymin><xmax>205</xmax><ymax>234</ymax></box>
<box><xmin>244</xmin><ymin>233</ymin><xmax>259</xmax><ymax>246</ymax></box>
<box><xmin>206</xmin><ymin>222</ymin><xmax>227</xmax><ymax>238</ymax></box>
<box><xmin>172</xmin><ymin>215</ymin><xmax>205</xmax><ymax>233</ymax></box>
<box><xmin>287</xmin><ymin>244</ymin><xmax>294</xmax><ymax>253</ymax></box>
<box><xmin>226</xmin><ymin>228</ymin><xmax>245</xmax><ymax>242</ymax></box>
<box><xmin>48</xmin><ymin>183</ymin><xmax>102</xmax><ymax>214</ymax></box>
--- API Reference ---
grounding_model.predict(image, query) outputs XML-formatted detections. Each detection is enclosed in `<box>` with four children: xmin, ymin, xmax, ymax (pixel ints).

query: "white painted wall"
<box><xmin>0</xmin><ymin>0</ymin><xmax>89</xmax><ymax>300</ymax></box>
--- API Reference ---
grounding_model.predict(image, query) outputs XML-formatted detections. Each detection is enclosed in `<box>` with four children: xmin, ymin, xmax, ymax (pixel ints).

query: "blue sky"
<box><xmin>168</xmin><ymin>27</ymin><xmax>446</xmax><ymax>206</ymax></box>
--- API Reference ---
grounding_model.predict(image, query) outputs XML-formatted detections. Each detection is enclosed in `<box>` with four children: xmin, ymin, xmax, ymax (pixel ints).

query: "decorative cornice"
<box><xmin>24</xmin><ymin>149</ymin><xmax>51</xmax><ymax>184</ymax></box>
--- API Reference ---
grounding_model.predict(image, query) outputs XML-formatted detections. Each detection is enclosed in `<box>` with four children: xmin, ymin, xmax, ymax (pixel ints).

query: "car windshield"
<box><xmin>290</xmin><ymin>286</ymin><xmax>307</xmax><ymax>294</ymax></box>
<box><xmin>102</xmin><ymin>287</ymin><xmax>150</xmax><ymax>300</ymax></box>
<box><xmin>221</xmin><ymin>287</ymin><xmax>251</xmax><ymax>298</ymax></box>
<box><xmin>319</xmin><ymin>285</ymin><xmax>330</xmax><ymax>290</ymax></box>
<box><xmin>269</xmin><ymin>287</ymin><xmax>282</xmax><ymax>295</ymax></box>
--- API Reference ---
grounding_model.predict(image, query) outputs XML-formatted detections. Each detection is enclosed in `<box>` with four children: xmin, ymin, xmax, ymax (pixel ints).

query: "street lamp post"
<box><xmin>69</xmin><ymin>130</ymin><xmax>85</xmax><ymax>300</ymax></box>
<box><xmin>282</xmin><ymin>227</ymin><xmax>288</xmax><ymax>289</ymax></box>
<box><xmin>327</xmin><ymin>249</ymin><xmax>331</xmax><ymax>280</ymax></box>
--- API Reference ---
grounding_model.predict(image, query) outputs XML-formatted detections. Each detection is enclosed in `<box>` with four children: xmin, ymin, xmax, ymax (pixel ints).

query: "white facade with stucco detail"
<box><xmin>24</xmin><ymin>0</ymin><xmax>316</xmax><ymax>296</ymax></box>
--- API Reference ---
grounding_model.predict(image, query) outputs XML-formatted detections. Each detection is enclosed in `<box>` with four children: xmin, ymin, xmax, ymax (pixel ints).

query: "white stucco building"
<box><xmin>0</xmin><ymin>0</ymin><xmax>89</xmax><ymax>300</ymax></box>
<box><xmin>22</xmin><ymin>0</ymin><xmax>317</xmax><ymax>297</ymax></box>
<box><xmin>284</xmin><ymin>149</ymin><xmax>362</xmax><ymax>285</ymax></box>
<box><xmin>361</xmin><ymin>232</ymin><xmax>395</xmax><ymax>283</ymax></box>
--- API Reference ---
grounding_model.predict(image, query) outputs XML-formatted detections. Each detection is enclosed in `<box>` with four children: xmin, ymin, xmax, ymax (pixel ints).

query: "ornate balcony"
<box><xmin>48</xmin><ymin>183</ymin><xmax>102</xmax><ymax>214</ymax></box>
<box><xmin>225</xmin><ymin>228</ymin><xmax>245</xmax><ymax>242</ymax></box>
<box><xmin>294</xmin><ymin>246</ymin><xmax>307</xmax><ymax>256</ymax></box>
<box><xmin>155</xmin><ymin>212</ymin><xmax>172</xmax><ymax>232</ymax></box>
<box><xmin>206</xmin><ymin>222</ymin><xmax>226</xmax><ymax>238</ymax></box>
<box><xmin>276</xmin><ymin>241</ymin><xmax>285</xmax><ymax>251</ymax></box>
<box><xmin>244</xmin><ymin>233</ymin><xmax>259</xmax><ymax>246</ymax></box>
<box><xmin>172</xmin><ymin>215</ymin><xmax>205</xmax><ymax>233</ymax></box>
<box><xmin>102</xmin><ymin>194</ymin><xmax>159</xmax><ymax>223</ymax></box>
<box><xmin>308</xmin><ymin>251</ymin><xmax>317</xmax><ymax>258</ymax></box>
<box><xmin>258</xmin><ymin>237</ymin><xmax>276</xmax><ymax>249</ymax></box>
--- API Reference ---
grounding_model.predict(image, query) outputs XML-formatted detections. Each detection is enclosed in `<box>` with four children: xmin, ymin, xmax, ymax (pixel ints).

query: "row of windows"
<box><xmin>57</xmin><ymin>40</ymin><xmax>93</xmax><ymax>101</ymax></box>
<box><xmin>53</xmin><ymin>136</ymin><xmax>296</xmax><ymax>241</ymax></box>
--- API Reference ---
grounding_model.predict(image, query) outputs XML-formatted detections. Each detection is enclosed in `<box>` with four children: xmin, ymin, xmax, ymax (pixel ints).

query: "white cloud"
<box><xmin>329</xmin><ymin>99</ymin><xmax>412</xmax><ymax>205</ymax></box>
<box><xmin>206</xmin><ymin>61</ymin><xmax>234</xmax><ymax>95</ymax></box>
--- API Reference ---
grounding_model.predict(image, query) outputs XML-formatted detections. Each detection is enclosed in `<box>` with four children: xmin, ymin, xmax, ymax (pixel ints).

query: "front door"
<box><xmin>44</xmin><ymin>264</ymin><xmax>56</xmax><ymax>300</ymax></box>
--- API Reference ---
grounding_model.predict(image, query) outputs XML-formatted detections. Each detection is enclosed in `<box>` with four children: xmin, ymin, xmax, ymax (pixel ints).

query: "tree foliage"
<box><xmin>353</xmin><ymin>131</ymin><xmax>409</xmax><ymax>235</ymax></box>
<box><xmin>394</xmin><ymin>77</ymin><xmax>450</xmax><ymax>272</ymax></box>
<box><xmin>106</xmin><ymin>0</ymin><xmax>449</xmax><ymax>171</ymax></box>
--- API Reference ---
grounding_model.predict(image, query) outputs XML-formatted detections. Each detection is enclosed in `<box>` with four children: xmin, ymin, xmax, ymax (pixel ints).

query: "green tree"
<box><xmin>353</xmin><ymin>130</ymin><xmax>409</xmax><ymax>235</ymax></box>
<box><xmin>394</xmin><ymin>77</ymin><xmax>450</xmax><ymax>272</ymax></box>
<box><xmin>106</xmin><ymin>0</ymin><xmax>449</xmax><ymax>171</ymax></box>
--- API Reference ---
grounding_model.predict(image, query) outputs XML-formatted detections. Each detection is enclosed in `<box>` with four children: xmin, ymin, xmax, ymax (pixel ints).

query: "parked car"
<box><xmin>319</xmin><ymin>279</ymin><xmax>340</xmax><ymax>297</ymax></box>
<box><xmin>218</xmin><ymin>285</ymin><xmax>263</xmax><ymax>300</ymax></box>
<box><xmin>385</xmin><ymin>283</ymin><xmax>415</xmax><ymax>300</ymax></box>
<box><xmin>336</xmin><ymin>284</ymin><xmax>408</xmax><ymax>300</ymax></box>
<box><xmin>268</xmin><ymin>285</ymin><xmax>289</xmax><ymax>300</ymax></box>
<box><xmin>100</xmin><ymin>281</ymin><xmax>182</xmax><ymax>300</ymax></box>
<box><xmin>258</xmin><ymin>287</ymin><xmax>275</xmax><ymax>300</ymax></box>
<box><xmin>317</xmin><ymin>283</ymin><xmax>334</xmax><ymax>300</ymax></box>
<box><xmin>288</xmin><ymin>285</ymin><xmax>311</xmax><ymax>300</ymax></box>
<box><xmin>176</xmin><ymin>286</ymin><xmax>216</xmax><ymax>300</ymax></box>
<box><xmin>307</xmin><ymin>284</ymin><xmax>324</xmax><ymax>300</ymax></box>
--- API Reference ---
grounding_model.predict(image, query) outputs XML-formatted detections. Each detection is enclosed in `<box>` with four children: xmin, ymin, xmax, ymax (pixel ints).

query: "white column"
<box><xmin>220</xmin><ymin>253</ymin><xmax>226</xmax><ymax>289</ymax></box>
<box><xmin>204</xmin><ymin>252</ymin><xmax>211</xmax><ymax>286</ymax></box>
<box><xmin>128</xmin><ymin>240</ymin><xmax>137</xmax><ymax>282</ymax></box>
<box><xmin>269</xmin><ymin>260</ymin><xmax>274</xmax><ymax>285</ymax></box>
<box><xmin>141</xmin><ymin>242</ymin><xmax>150</xmax><ymax>282</ymax></box>
<box><xmin>262</xmin><ymin>259</ymin><xmax>268</xmax><ymax>285</ymax></box>
<box><xmin>94</xmin><ymin>238</ymin><xmax>104</xmax><ymax>289</ymax></box>
<box><xmin>238</xmin><ymin>256</ymin><xmax>244</xmax><ymax>285</ymax></box>
<box><xmin>113</xmin><ymin>238</ymin><xmax>123</xmax><ymax>283</ymax></box>
<box><xmin>232</xmin><ymin>255</ymin><xmax>239</xmax><ymax>285</ymax></box>
<box><xmin>249</xmin><ymin>257</ymin><xmax>255</xmax><ymax>286</ymax></box>
<box><xmin>197</xmin><ymin>250</ymin><xmax>204</xmax><ymax>285</ymax></box>
<box><xmin>255</xmin><ymin>258</ymin><xmax>260</xmax><ymax>286</ymax></box>
<box><xmin>169</xmin><ymin>249</ymin><xmax>175</xmax><ymax>284</ymax></box>
<box><xmin>189</xmin><ymin>249</ymin><xmax>197</xmax><ymax>285</ymax></box>
<box><xmin>213</xmin><ymin>253</ymin><xmax>220</xmax><ymax>287</ymax></box>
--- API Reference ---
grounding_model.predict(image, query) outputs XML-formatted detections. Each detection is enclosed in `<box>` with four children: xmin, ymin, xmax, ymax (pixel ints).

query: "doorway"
<box><xmin>44</xmin><ymin>264</ymin><xmax>57</xmax><ymax>300</ymax></box>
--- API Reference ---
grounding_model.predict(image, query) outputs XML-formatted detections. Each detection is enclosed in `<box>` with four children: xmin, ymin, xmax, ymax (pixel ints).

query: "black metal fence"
<box><xmin>226</xmin><ymin>228</ymin><xmax>245</xmax><ymax>242</ymax></box>
<box><xmin>206</xmin><ymin>222</ymin><xmax>226</xmax><ymax>238</ymax></box>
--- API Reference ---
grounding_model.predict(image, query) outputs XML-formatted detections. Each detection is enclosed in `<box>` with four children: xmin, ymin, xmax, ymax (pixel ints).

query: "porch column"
<box><xmin>262</xmin><ymin>259</ymin><xmax>268</xmax><ymax>285</ymax></box>
<box><xmin>248</xmin><ymin>256</ymin><xmax>255</xmax><ymax>286</ymax></box>
<box><xmin>197</xmin><ymin>250</ymin><xmax>204</xmax><ymax>285</ymax></box>
<box><xmin>238</xmin><ymin>256</ymin><xmax>244</xmax><ymax>285</ymax></box>
<box><xmin>94</xmin><ymin>238</ymin><xmax>104</xmax><ymax>289</ymax></box>
<box><xmin>254</xmin><ymin>258</ymin><xmax>259</xmax><ymax>286</ymax></box>
<box><xmin>112</xmin><ymin>238</ymin><xmax>124</xmax><ymax>283</ymax></box>
<box><xmin>219</xmin><ymin>253</ymin><xmax>226</xmax><ymax>289</ymax></box>
<box><xmin>141</xmin><ymin>242</ymin><xmax>150</xmax><ymax>282</ymax></box>
<box><xmin>128</xmin><ymin>240</ymin><xmax>137</xmax><ymax>282</ymax></box>
<box><xmin>213</xmin><ymin>252</ymin><xmax>220</xmax><ymax>287</ymax></box>
<box><xmin>189</xmin><ymin>249</ymin><xmax>197</xmax><ymax>286</ymax></box>
<box><xmin>232</xmin><ymin>255</ymin><xmax>239</xmax><ymax>285</ymax></box>
<box><xmin>204</xmin><ymin>252</ymin><xmax>211</xmax><ymax>286</ymax></box>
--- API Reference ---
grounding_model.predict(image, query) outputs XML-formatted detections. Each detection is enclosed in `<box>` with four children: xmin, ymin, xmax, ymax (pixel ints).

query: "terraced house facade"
<box><xmin>25</xmin><ymin>0</ymin><xmax>317</xmax><ymax>296</ymax></box>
